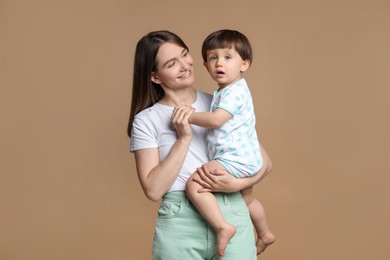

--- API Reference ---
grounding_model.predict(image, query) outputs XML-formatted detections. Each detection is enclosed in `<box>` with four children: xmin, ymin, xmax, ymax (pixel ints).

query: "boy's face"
<box><xmin>203</xmin><ymin>48</ymin><xmax>249</xmax><ymax>89</ymax></box>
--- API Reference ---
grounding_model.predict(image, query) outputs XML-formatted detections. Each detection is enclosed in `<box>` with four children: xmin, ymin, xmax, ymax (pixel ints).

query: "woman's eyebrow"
<box><xmin>162</xmin><ymin>48</ymin><xmax>187</xmax><ymax>67</ymax></box>
<box><xmin>162</xmin><ymin>57</ymin><xmax>176</xmax><ymax>67</ymax></box>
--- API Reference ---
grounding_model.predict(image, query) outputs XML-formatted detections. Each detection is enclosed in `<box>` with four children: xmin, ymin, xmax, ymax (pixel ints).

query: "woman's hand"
<box><xmin>171</xmin><ymin>105</ymin><xmax>195</xmax><ymax>141</ymax></box>
<box><xmin>193</xmin><ymin>143</ymin><xmax>272</xmax><ymax>193</ymax></box>
<box><xmin>192</xmin><ymin>164</ymin><xmax>243</xmax><ymax>193</ymax></box>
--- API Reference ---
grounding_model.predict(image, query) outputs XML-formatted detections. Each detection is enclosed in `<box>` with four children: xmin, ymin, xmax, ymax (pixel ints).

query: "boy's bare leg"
<box><xmin>241</xmin><ymin>186</ymin><xmax>276</xmax><ymax>255</ymax></box>
<box><xmin>186</xmin><ymin>160</ymin><xmax>236</xmax><ymax>256</ymax></box>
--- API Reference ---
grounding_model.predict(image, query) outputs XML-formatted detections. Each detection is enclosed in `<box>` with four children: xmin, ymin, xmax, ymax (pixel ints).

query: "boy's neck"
<box><xmin>217</xmin><ymin>77</ymin><xmax>244</xmax><ymax>90</ymax></box>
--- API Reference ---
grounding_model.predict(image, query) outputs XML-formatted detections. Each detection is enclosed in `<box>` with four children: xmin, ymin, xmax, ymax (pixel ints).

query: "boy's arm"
<box><xmin>189</xmin><ymin>108</ymin><xmax>232</xmax><ymax>128</ymax></box>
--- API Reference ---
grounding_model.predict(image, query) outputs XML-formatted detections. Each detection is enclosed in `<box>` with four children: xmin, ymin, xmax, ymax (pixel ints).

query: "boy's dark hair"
<box><xmin>201</xmin><ymin>29</ymin><xmax>253</xmax><ymax>64</ymax></box>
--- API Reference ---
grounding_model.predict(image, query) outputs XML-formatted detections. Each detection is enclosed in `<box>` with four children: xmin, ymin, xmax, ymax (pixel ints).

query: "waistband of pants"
<box><xmin>162</xmin><ymin>191</ymin><xmax>243</xmax><ymax>206</ymax></box>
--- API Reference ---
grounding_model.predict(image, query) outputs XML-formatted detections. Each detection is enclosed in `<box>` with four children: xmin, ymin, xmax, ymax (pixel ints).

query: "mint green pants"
<box><xmin>152</xmin><ymin>191</ymin><xmax>256</xmax><ymax>260</ymax></box>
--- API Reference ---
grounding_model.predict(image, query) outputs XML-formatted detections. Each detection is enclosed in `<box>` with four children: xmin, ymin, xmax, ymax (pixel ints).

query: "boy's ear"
<box><xmin>240</xmin><ymin>60</ymin><xmax>250</xmax><ymax>72</ymax></box>
<box><xmin>151</xmin><ymin>72</ymin><xmax>161</xmax><ymax>84</ymax></box>
<box><xmin>203</xmin><ymin>61</ymin><xmax>211</xmax><ymax>72</ymax></box>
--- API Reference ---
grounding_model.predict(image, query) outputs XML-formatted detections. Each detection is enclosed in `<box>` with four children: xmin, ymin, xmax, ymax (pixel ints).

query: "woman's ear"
<box><xmin>151</xmin><ymin>72</ymin><xmax>161</xmax><ymax>84</ymax></box>
<box><xmin>240</xmin><ymin>60</ymin><xmax>250</xmax><ymax>72</ymax></box>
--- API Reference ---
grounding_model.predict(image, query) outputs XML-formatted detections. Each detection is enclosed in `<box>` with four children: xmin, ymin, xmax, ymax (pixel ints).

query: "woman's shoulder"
<box><xmin>134</xmin><ymin>102</ymin><xmax>170</xmax><ymax>121</ymax></box>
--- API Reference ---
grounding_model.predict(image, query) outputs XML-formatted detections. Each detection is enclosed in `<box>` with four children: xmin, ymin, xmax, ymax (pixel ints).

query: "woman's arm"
<box><xmin>193</xmin><ymin>143</ymin><xmax>272</xmax><ymax>192</ymax></box>
<box><xmin>134</xmin><ymin>106</ymin><xmax>194</xmax><ymax>201</ymax></box>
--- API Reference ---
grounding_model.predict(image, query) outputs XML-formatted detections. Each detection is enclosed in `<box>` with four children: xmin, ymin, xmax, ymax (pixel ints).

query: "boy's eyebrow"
<box><xmin>207</xmin><ymin>48</ymin><xmax>235</xmax><ymax>54</ymax></box>
<box><xmin>162</xmin><ymin>48</ymin><xmax>187</xmax><ymax>67</ymax></box>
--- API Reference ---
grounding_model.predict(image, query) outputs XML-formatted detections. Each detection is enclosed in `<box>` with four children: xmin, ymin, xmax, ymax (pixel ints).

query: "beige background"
<box><xmin>1</xmin><ymin>0</ymin><xmax>389</xmax><ymax>259</ymax></box>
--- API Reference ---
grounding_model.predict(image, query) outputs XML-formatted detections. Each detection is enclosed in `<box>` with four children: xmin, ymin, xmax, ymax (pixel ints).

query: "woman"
<box><xmin>128</xmin><ymin>30</ymin><xmax>272</xmax><ymax>260</ymax></box>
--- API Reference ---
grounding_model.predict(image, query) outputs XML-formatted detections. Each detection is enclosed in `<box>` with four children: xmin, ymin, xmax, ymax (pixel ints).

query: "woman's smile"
<box><xmin>179</xmin><ymin>69</ymin><xmax>192</xmax><ymax>79</ymax></box>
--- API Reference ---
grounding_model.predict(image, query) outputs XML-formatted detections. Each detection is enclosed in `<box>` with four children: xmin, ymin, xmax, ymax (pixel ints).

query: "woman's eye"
<box><xmin>168</xmin><ymin>61</ymin><xmax>175</xmax><ymax>68</ymax></box>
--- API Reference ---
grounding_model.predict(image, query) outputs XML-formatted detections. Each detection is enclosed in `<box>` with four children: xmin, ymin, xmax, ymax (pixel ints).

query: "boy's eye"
<box><xmin>225</xmin><ymin>55</ymin><xmax>232</xmax><ymax>60</ymax></box>
<box><xmin>209</xmin><ymin>56</ymin><xmax>216</xmax><ymax>61</ymax></box>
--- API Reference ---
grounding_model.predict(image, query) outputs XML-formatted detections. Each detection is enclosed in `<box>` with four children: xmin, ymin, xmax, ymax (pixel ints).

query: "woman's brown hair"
<box><xmin>127</xmin><ymin>30</ymin><xmax>189</xmax><ymax>137</ymax></box>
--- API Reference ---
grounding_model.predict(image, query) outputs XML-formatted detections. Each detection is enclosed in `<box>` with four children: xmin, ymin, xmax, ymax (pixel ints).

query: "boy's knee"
<box><xmin>185</xmin><ymin>173</ymin><xmax>199</xmax><ymax>198</ymax></box>
<box><xmin>185</xmin><ymin>179</ymin><xmax>191</xmax><ymax>192</ymax></box>
<box><xmin>185</xmin><ymin>176</ymin><xmax>193</xmax><ymax>192</ymax></box>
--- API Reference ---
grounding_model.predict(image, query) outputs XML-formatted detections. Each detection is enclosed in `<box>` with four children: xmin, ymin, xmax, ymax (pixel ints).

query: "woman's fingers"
<box><xmin>197</xmin><ymin>187</ymin><xmax>212</xmax><ymax>193</ymax></box>
<box><xmin>193</xmin><ymin>167</ymin><xmax>212</xmax><ymax>189</ymax></box>
<box><xmin>197</xmin><ymin>165</ymin><xmax>241</xmax><ymax>192</ymax></box>
<box><xmin>171</xmin><ymin>105</ymin><xmax>194</xmax><ymax>139</ymax></box>
<box><xmin>198</xmin><ymin>164</ymin><xmax>224</xmax><ymax>183</ymax></box>
<box><xmin>172</xmin><ymin>105</ymin><xmax>194</xmax><ymax>124</ymax></box>
<box><xmin>195</xmin><ymin>165</ymin><xmax>228</xmax><ymax>192</ymax></box>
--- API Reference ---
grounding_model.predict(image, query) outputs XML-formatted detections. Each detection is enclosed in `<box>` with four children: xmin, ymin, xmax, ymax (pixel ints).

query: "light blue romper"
<box><xmin>207</xmin><ymin>78</ymin><xmax>263</xmax><ymax>178</ymax></box>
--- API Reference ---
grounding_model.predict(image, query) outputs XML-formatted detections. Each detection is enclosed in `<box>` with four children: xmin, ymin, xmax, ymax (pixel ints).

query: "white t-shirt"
<box><xmin>130</xmin><ymin>91</ymin><xmax>212</xmax><ymax>192</ymax></box>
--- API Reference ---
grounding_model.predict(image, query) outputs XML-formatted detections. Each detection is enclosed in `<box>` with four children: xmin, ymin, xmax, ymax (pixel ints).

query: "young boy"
<box><xmin>186</xmin><ymin>29</ymin><xmax>275</xmax><ymax>257</ymax></box>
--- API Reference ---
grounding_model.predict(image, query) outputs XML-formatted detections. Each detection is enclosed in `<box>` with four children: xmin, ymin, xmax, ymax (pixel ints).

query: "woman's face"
<box><xmin>151</xmin><ymin>42</ymin><xmax>195</xmax><ymax>90</ymax></box>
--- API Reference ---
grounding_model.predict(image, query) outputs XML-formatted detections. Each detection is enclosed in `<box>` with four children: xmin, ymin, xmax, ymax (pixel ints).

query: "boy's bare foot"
<box><xmin>217</xmin><ymin>223</ymin><xmax>236</xmax><ymax>256</ymax></box>
<box><xmin>256</xmin><ymin>232</ymin><xmax>276</xmax><ymax>255</ymax></box>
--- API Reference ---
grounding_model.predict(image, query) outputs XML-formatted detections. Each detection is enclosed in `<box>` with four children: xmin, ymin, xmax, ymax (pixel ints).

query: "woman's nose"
<box><xmin>179</xmin><ymin>59</ymin><xmax>190</xmax><ymax>70</ymax></box>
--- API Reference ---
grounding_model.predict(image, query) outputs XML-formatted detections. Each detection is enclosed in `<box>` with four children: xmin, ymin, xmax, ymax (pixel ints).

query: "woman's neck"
<box><xmin>158</xmin><ymin>88</ymin><xmax>197</xmax><ymax>107</ymax></box>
